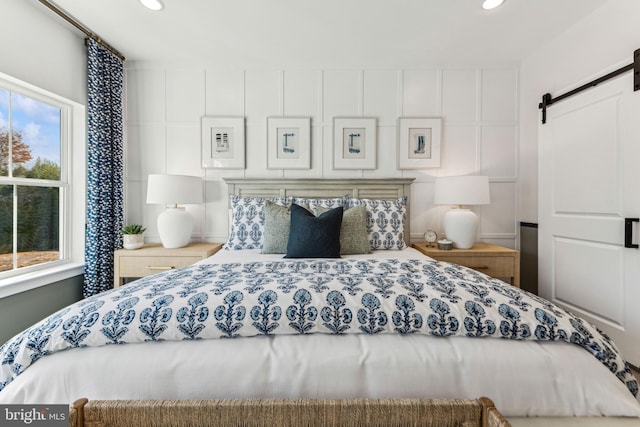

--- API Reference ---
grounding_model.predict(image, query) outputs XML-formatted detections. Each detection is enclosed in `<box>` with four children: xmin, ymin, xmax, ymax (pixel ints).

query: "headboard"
<box><xmin>223</xmin><ymin>178</ymin><xmax>415</xmax><ymax>246</ymax></box>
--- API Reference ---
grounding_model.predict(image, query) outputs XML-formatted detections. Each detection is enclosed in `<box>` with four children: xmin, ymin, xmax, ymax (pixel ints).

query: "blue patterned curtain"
<box><xmin>84</xmin><ymin>39</ymin><xmax>124</xmax><ymax>297</ymax></box>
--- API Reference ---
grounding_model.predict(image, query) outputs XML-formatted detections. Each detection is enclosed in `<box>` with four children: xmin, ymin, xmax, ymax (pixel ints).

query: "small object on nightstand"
<box><xmin>121</xmin><ymin>224</ymin><xmax>147</xmax><ymax>250</ymax></box>
<box><xmin>437</xmin><ymin>239</ymin><xmax>453</xmax><ymax>250</ymax></box>
<box><xmin>424</xmin><ymin>230</ymin><xmax>438</xmax><ymax>247</ymax></box>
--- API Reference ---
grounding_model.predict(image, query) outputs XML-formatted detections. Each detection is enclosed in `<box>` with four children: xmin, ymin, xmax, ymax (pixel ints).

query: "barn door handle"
<box><xmin>625</xmin><ymin>218</ymin><xmax>639</xmax><ymax>248</ymax></box>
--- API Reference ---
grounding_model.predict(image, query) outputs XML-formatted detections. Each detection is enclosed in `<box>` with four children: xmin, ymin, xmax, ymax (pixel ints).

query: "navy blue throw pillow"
<box><xmin>285</xmin><ymin>204</ymin><xmax>343</xmax><ymax>258</ymax></box>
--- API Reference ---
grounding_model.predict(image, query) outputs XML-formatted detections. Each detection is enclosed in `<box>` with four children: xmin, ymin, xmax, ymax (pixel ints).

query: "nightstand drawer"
<box><xmin>411</xmin><ymin>242</ymin><xmax>520</xmax><ymax>287</ymax></box>
<box><xmin>118</xmin><ymin>256</ymin><xmax>202</xmax><ymax>278</ymax></box>
<box><xmin>114</xmin><ymin>243</ymin><xmax>223</xmax><ymax>287</ymax></box>
<box><xmin>440</xmin><ymin>256</ymin><xmax>515</xmax><ymax>278</ymax></box>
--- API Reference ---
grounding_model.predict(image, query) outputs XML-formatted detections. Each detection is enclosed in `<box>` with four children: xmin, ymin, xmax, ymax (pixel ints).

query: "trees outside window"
<box><xmin>0</xmin><ymin>87</ymin><xmax>64</xmax><ymax>274</ymax></box>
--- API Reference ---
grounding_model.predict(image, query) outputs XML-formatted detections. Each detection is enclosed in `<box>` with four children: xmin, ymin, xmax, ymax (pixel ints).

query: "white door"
<box><xmin>539</xmin><ymin>72</ymin><xmax>640</xmax><ymax>366</ymax></box>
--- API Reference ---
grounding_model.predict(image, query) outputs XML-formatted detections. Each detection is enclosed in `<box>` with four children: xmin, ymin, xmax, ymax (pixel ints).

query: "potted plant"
<box><xmin>121</xmin><ymin>224</ymin><xmax>146</xmax><ymax>250</ymax></box>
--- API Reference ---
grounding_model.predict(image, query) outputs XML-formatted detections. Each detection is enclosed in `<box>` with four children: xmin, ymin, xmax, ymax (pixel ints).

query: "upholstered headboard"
<box><xmin>223</xmin><ymin>178</ymin><xmax>415</xmax><ymax>246</ymax></box>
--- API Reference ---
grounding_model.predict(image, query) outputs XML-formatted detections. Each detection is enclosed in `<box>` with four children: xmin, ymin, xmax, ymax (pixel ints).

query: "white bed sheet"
<box><xmin>1</xmin><ymin>331</ymin><xmax>639</xmax><ymax>417</ymax></box>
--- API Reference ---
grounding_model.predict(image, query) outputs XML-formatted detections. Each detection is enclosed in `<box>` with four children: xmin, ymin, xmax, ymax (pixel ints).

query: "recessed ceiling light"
<box><xmin>482</xmin><ymin>0</ymin><xmax>504</xmax><ymax>10</ymax></box>
<box><xmin>140</xmin><ymin>0</ymin><xmax>164</xmax><ymax>11</ymax></box>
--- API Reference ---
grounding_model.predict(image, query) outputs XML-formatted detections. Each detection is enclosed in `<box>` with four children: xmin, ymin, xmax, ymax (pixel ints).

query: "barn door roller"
<box><xmin>539</xmin><ymin>48</ymin><xmax>640</xmax><ymax>124</ymax></box>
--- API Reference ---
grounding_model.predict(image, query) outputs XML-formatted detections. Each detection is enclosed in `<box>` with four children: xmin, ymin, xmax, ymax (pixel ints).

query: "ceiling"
<box><xmin>42</xmin><ymin>0</ymin><xmax>607</xmax><ymax>67</ymax></box>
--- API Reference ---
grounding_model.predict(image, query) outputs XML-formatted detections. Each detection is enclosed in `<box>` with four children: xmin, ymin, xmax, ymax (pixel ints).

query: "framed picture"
<box><xmin>201</xmin><ymin>116</ymin><xmax>245</xmax><ymax>169</ymax></box>
<box><xmin>333</xmin><ymin>117</ymin><xmax>377</xmax><ymax>169</ymax></box>
<box><xmin>397</xmin><ymin>117</ymin><xmax>442</xmax><ymax>169</ymax></box>
<box><xmin>267</xmin><ymin>117</ymin><xmax>311</xmax><ymax>169</ymax></box>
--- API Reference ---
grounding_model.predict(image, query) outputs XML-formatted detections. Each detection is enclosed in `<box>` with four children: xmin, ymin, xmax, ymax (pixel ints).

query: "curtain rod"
<box><xmin>38</xmin><ymin>0</ymin><xmax>126</xmax><ymax>61</ymax></box>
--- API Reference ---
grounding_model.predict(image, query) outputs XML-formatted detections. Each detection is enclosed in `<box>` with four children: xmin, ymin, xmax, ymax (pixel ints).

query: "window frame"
<box><xmin>0</xmin><ymin>72</ymin><xmax>85</xmax><ymax>298</ymax></box>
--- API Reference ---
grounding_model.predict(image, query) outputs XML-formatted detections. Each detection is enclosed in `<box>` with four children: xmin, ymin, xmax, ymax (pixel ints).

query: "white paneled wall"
<box><xmin>125</xmin><ymin>65</ymin><xmax>518</xmax><ymax>248</ymax></box>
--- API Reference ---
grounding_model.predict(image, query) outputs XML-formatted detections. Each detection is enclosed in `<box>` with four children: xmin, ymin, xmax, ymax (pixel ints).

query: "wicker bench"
<box><xmin>69</xmin><ymin>396</ymin><xmax>511</xmax><ymax>427</ymax></box>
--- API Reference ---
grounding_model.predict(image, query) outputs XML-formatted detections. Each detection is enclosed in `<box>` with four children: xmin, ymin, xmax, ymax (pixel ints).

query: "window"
<box><xmin>0</xmin><ymin>83</ymin><xmax>68</xmax><ymax>278</ymax></box>
<box><xmin>0</xmin><ymin>72</ymin><xmax>85</xmax><ymax>297</ymax></box>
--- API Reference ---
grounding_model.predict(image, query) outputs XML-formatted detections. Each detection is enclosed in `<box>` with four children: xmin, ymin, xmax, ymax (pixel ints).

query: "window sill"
<box><xmin>0</xmin><ymin>262</ymin><xmax>84</xmax><ymax>299</ymax></box>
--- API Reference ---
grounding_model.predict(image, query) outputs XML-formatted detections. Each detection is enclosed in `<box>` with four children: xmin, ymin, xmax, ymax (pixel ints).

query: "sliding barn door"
<box><xmin>539</xmin><ymin>73</ymin><xmax>640</xmax><ymax>366</ymax></box>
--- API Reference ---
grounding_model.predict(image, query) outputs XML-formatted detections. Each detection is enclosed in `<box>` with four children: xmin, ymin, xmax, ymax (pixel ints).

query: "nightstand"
<box><xmin>411</xmin><ymin>242</ymin><xmax>520</xmax><ymax>287</ymax></box>
<box><xmin>113</xmin><ymin>242</ymin><xmax>223</xmax><ymax>287</ymax></box>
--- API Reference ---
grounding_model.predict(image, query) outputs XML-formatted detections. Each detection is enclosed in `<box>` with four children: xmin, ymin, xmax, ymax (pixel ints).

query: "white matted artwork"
<box><xmin>267</xmin><ymin>117</ymin><xmax>311</xmax><ymax>169</ymax></box>
<box><xmin>333</xmin><ymin>117</ymin><xmax>377</xmax><ymax>169</ymax></box>
<box><xmin>397</xmin><ymin>117</ymin><xmax>441</xmax><ymax>169</ymax></box>
<box><xmin>201</xmin><ymin>116</ymin><xmax>245</xmax><ymax>169</ymax></box>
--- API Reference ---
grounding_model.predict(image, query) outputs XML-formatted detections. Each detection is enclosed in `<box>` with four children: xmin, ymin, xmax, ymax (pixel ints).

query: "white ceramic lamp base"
<box><xmin>442</xmin><ymin>208</ymin><xmax>478</xmax><ymax>249</ymax></box>
<box><xmin>157</xmin><ymin>207</ymin><xmax>193</xmax><ymax>249</ymax></box>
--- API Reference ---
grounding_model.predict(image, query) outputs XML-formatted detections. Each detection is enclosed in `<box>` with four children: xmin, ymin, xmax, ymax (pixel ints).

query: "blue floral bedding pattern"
<box><xmin>0</xmin><ymin>258</ymin><xmax>637</xmax><ymax>397</ymax></box>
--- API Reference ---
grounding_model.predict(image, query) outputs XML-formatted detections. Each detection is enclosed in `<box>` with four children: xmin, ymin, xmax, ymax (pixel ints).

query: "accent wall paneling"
<box><xmin>245</xmin><ymin>70</ymin><xmax>281</xmax><ymax>121</ymax></box>
<box><xmin>363</xmin><ymin>70</ymin><xmax>399</xmax><ymax>122</ymax></box>
<box><xmin>438</xmin><ymin>125</ymin><xmax>477</xmax><ymax>177</ymax></box>
<box><xmin>402</xmin><ymin>69</ymin><xmax>439</xmax><ymax>117</ymax></box>
<box><xmin>126</xmin><ymin>69</ymin><xmax>166</xmax><ymax>123</ymax></box>
<box><xmin>283</xmin><ymin>71</ymin><xmax>319</xmax><ymax>117</ymax></box>
<box><xmin>124</xmin><ymin>64</ymin><xmax>519</xmax><ymax>247</ymax></box>
<box><xmin>482</xmin><ymin>68</ymin><xmax>518</xmax><ymax>123</ymax></box>
<box><xmin>481</xmin><ymin>126</ymin><xmax>518</xmax><ymax>178</ymax></box>
<box><xmin>205</xmin><ymin>70</ymin><xmax>245</xmax><ymax>116</ymax></box>
<box><xmin>323</xmin><ymin>70</ymin><xmax>361</xmax><ymax>118</ymax></box>
<box><xmin>166</xmin><ymin>69</ymin><xmax>205</xmax><ymax>123</ymax></box>
<box><xmin>442</xmin><ymin>68</ymin><xmax>476</xmax><ymax>123</ymax></box>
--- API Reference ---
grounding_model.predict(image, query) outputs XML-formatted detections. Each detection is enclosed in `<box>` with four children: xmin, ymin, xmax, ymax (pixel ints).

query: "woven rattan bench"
<box><xmin>69</xmin><ymin>396</ymin><xmax>511</xmax><ymax>427</ymax></box>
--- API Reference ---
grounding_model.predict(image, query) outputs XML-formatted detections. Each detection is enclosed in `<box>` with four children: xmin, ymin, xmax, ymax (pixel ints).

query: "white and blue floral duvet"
<box><xmin>1</xmin><ymin>256</ymin><xmax>638</xmax><ymax>398</ymax></box>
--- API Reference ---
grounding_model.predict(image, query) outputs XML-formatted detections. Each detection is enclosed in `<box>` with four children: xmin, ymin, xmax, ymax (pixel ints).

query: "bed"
<box><xmin>1</xmin><ymin>178</ymin><xmax>639</xmax><ymax>426</ymax></box>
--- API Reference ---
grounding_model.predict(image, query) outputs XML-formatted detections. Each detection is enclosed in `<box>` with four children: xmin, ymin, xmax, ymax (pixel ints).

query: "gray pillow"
<box><xmin>262</xmin><ymin>201</ymin><xmax>309</xmax><ymax>254</ymax></box>
<box><xmin>261</xmin><ymin>201</ymin><xmax>291</xmax><ymax>254</ymax></box>
<box><xmin>317</xmin><ymin>205</ymin><xmax>370</xmax><ymax>255</ymax></box>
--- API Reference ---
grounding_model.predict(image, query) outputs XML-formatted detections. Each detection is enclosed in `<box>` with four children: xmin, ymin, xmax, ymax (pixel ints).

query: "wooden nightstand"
<box><xmin>411</xmin><ymin>242</ymin><xmax>520</xmax><ymax>287</ymax></box>
<box><xmin>113</xmin><ymin>242</ymin><xmax>223</xmax><ymax>287</ymax></box>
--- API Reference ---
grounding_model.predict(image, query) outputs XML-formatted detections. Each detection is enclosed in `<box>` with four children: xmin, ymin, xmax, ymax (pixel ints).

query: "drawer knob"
<box><xmin>147</xmin><ymin>266</ymin><xmax>175</xmax><ymax>271</ymax></box>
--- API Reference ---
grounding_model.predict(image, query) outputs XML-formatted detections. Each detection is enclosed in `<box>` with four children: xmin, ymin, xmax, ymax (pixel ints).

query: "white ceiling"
<box><xmin>43</xmin><ymin>0</ymin><xmax>607</xmax><ymax>67</ymax></box>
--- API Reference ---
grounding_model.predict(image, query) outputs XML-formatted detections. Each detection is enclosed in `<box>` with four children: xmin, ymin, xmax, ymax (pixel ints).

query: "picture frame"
<box><xmin>201</xmin><ymin>116</ymin><xmax>245</xmax><ymax>169</ymax></box>
<box><xmin>397</xmin><ymin>117</ymin><xmax>442</xmax><ymax>169</ymax></box>
<box><xmin>267</xmin><ymin>117</ymin><xmax>311</xmax><ymax>169</ymax></box>
<box><xmin>333</xmin><ymin>117</ymin><xmax>377</xmax><ymax>170</ymax></box>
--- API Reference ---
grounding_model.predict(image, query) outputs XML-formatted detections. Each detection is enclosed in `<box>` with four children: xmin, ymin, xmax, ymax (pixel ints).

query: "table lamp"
<box><xmin>434</xmin><ymin>175</ymin><xmax>490</xmax><ymax>249</ymax></box>
<box><xmin>146</xmin><ymin>174</ymin><xmax>203</xmax><ymax>248</ymax></box>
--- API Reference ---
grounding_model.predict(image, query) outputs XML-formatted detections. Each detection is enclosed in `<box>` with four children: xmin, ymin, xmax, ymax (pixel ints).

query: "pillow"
<box><xmin>348</xmin><ymin>197</ymin><xmax>407</xmax><ymax>250</ymax></box>
<box><xmin>292</xmin><ymin>195</ymin><xmax>349</xmax><ymax>216</ymax></box>
<box><xmin>225</xmin><ymin>195</ymin><xmax>292</xmax><ymax>250</ymax></box>
<box><xmin>262</xmin><ymin>201</ymin><xmax>308</xmax><ymax>254</ymax></box>
<box><xmin>316</xmin><ymin>205</ymin><xmax>370</xmax><ymax>255</ymax></box>
<box><xmin>285</xmin><ymin>204</ymin><xmax>343</xmax><ymax>258</ymax></box>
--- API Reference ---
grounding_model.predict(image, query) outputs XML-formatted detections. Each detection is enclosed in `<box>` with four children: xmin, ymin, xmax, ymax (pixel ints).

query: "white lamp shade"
<box><xmin>434</xmin><ymin>176</ymin><xmax>490</xmax><ymax>249</ymax></box>
<box><xmin>146</xmin><ymin>174</ymin><xmax>202</xmax><ymax>248</ymax></box>
<box><xmin>434</xmin><ymin>175</ymin><xmax>490</xmax><ymax>206</ymax></box>
<box><xmin>146</xmin><ymin>174</ymin><xmax>203</xmax><ymax>205</ymax></box>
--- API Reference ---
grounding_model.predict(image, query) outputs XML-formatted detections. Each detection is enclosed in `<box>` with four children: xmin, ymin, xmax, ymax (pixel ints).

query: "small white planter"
<box><xmin>123</xmin><ymin>234</ymin><xmax>144</xmax><ymax>250</ymax></box>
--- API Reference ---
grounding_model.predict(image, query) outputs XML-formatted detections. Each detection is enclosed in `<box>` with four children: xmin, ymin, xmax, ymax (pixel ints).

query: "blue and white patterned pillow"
<box><xmin>292</xmin><ymin>195</ymin><xmax>349</xmax><ymax>215</ymax></box>
<box><xmin>225</xmin><ymin>195</ymin><xmax>292</xmax><ymax>250</ymax></box>
<box><xmin>348</xmin><ymin>197</ymin><xmax>407</xmax><ymax>250</ymax></box>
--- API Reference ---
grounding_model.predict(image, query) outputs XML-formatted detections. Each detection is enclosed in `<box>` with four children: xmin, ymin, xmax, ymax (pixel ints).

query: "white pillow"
<box><xmin>292</xmin><ymin>195</ymin><xmax>349</xmax><ymax>215</ymax></box>
<box><xmin>225</xmin><ymin>195</ymin><xmax>292</xmax><ymax>250</ymax></box>
<box><xmin>348</xmin><ymin>197</ymin><xmax>407</xmax><ymax>250</ymax></box>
